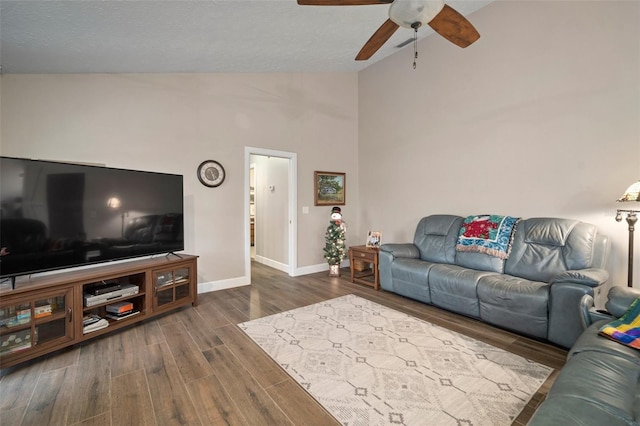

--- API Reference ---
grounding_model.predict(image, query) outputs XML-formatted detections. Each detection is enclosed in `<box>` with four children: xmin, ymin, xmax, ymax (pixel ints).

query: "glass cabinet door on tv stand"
<box><xmin>153</xmin><ymin>264</ymin><xmax>195</xmax><ymax>311</ymax></box>
<box><xmin>0</xmin><ymin>287</ymin><xmax>74</xmax><ymax>365</ymax></box>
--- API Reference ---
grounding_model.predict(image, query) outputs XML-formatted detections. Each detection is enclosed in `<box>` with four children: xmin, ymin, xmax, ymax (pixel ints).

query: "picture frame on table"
<box><xmin>366</xmin><ymin>231</ymin><xmax>382</xmax><ymax>248</ymax></box>
<box><xmin>314</xmin><ymin>171</ymin><xmax>346</xmax><ymax>206</ymax></box>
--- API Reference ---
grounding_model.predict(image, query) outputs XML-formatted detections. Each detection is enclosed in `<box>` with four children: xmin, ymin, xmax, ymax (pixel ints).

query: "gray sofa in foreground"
<box><xmin>528</xmin><ymin>286</ymin><xmax>640</xmax><ymax>425</ymax></box>
<box><xmin>379</xmin><ymin>214</ymin><xmax>610</xmax><ymax>348</ymax></box>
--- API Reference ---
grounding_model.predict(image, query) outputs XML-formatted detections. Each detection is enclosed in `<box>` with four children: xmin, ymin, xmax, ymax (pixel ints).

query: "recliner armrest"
<box><xmin>605</xmin><ymin>286</ymin><xmax>640</xmax><ymax>317</ymax></box>
<box><xmin>549</xmin><ymin>268</ymin><xmax>609</xmax><ymax>288</ymax></box>
<box><xmin>579</xmin><ymin>294</ymin><xmax>594</xmax><ymax>330</ymax></box>
<box><xmin>578</xmin><ymin>294</ymin><xmax>615</xmax><ymax>330</ymax></box>
<box><xmin>380</xmin><ymin>243</ymin><xmax>420</xmax><ymax>259</ymax></box>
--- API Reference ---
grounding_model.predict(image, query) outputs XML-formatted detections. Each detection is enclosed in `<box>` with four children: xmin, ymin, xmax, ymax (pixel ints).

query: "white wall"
<box><xmin>358</xmin><ymin>1</ymin><xmax>640</xmax><ymax>288</ymax></box>
<box><xmin>0</xmin><ymin>73</ymin><xmax>360</xmax><ymax>288</ymax></box>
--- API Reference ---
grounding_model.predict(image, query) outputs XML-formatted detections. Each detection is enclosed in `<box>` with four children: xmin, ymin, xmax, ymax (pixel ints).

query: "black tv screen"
<box><xmin>0</xmin><ymin>157</ymin><xmax>184</xmax><ymax>279</ymax></box>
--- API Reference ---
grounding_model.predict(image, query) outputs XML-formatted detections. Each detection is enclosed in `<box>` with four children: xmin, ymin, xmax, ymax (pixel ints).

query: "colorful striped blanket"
<box><xmin>599</xmin><ymin>298</ymin><xmax>640</xmax><ymax>349</ymax></box>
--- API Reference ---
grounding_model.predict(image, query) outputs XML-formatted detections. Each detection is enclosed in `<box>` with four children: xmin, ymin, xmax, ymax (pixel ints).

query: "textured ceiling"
<box><xmin>0</xmin><ymin>0</ymin><xmax>492</xmax><ymax>74</ymax></box>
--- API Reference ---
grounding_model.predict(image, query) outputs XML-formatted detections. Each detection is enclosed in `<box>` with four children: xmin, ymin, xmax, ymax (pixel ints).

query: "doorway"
<box><xmin>244</xmin><ymin>147</ymin><xmax>297</xmax><ymax>283</ymax></box>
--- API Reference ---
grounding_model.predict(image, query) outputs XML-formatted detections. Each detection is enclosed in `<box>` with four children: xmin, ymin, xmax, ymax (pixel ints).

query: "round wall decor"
<box><xmin>197</xmin><ymin>160</ymin><xmax>226</xmax><ymax>187</ymax></box>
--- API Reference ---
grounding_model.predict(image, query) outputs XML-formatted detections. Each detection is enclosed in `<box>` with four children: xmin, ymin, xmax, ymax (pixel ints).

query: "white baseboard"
<box><xmin>292</xmin><ymin>260</ymin><xmax>350</xmax><ymax>277</ymax></box>
<box><xmin>197</xmin><ymin>260</ymin><xmax>350</xmax><ymax>294</ymax></box>
<box><xmin>254</xmin><ymin>255</ymin><xmax>288</xmax><ymax>273</ymax></box>
<box><xmin>292</xmin><ymin>263</ymin><xmax>328</xmax><ymax>276</ymax></box>
<box><xmin>198</xmin><ymin>276</ymin><xmax>250</xmax><ymax>294</ymax></box>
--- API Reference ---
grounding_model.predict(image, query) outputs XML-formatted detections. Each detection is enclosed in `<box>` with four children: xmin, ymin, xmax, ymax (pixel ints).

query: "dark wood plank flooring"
<box><xmin>0</xmin><ymin>262</ymin><xmax>567</xmax><ymax>425</ymax></box>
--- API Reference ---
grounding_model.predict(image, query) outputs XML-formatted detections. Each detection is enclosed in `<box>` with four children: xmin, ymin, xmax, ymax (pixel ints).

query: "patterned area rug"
<box><xmin>239</xmin><ymin>294</ymin><xmax>552</xmax><ymax>426</ymax></box>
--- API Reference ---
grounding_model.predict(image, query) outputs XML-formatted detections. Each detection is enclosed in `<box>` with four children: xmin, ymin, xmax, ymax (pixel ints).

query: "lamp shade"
<box><xmin>107</xmin><ymin>197</ymin><xmax>122</xmax><ymax>209</ymax></box>
<box><xmin>617</xmin><ymin>180</ymin><xmax>640</xmax><ymax>202</ymax></box>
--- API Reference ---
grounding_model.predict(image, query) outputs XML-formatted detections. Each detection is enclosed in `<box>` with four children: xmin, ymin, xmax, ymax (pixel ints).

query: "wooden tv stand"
<box><xmin>0</xmin><ymin>254</ymin><xmax>198</xmax><ymax>368</ymax></box>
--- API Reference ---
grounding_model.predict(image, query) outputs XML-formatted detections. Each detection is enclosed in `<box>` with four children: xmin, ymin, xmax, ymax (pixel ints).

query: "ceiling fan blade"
<box><xmin>297</xmin><ymin>0</ymin><xmax>392</xmax><ymax>5</ymax></box>
<box><xmin>356</xmin><ymin>19</ymin><xmax>400</xmax><ymax>61</ymax></box>
<box><xmin>428</xmin><ymin>4</ymin><xmax>480</xmax><ymax>48</ymax></box>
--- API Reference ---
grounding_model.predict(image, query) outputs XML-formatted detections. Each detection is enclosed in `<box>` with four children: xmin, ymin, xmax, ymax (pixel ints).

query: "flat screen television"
<box><xmin>0</xmin><ymin>156</ymin><xmax>184</xmax><ymax>280</ymax></box>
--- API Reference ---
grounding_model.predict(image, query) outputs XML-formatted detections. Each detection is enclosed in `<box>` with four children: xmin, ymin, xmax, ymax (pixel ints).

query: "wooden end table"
<box><xmin>348</xmin><ymin>245</ymin><xmax>380</xmax><ymax>290</ymax></box>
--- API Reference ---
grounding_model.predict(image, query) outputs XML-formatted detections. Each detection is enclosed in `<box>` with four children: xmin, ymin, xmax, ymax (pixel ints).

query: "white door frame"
<box><xmin>244</xmin><ymin>147</ymin><xmax>297</xmax><ymax>281</ymax></box>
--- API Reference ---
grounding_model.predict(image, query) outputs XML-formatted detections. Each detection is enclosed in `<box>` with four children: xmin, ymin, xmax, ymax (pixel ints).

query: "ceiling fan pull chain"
<box><xmin>412</xmin><ymin>23</ymin><xmax>420</xmax><ymax>69</ymax></box>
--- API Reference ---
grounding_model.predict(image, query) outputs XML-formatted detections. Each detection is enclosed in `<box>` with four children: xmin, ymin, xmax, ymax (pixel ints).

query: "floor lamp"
<box><xmin>107</xmin><ymin>197</ymin><xmax>126</xmax><ymax>237</ymax></box>
<box><xmin>615</xmin><ymin>180</ymin><xmax>640</xmax><ymax>287</ymax></box>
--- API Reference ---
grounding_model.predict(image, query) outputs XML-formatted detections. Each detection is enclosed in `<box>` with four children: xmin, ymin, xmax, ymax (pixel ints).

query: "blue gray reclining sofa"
<box><xmin>379</xmin><ymin>214</ymin><xmax>610</xmax><ymax>349</ymax></box>
<box><xmin>528</xmin><ymin>286</ymin><xmax>640</xmax><ymax>425</ymax></box>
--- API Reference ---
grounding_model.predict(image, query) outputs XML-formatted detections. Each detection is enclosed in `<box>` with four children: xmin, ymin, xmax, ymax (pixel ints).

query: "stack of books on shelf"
<box><xmin>82</xmin><ymin>314</ymin><xmax>109</xmax><ymax>334</ymax></box>
<box><xmin>34</xmin><ymin>303</ymin><xmax>52</xmax><ymax>319</ymax></box>
<box><xmin>105</xmin><ymin>301</ymin><xmax>140</xmax><ymax>321</ymax></box>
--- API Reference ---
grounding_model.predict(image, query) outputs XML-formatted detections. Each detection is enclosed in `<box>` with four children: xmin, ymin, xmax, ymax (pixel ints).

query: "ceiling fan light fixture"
<box><xmin>388</xmin><ymin>0</ymin><xmax>445</xmax><ymax>29</ymax></box>
<box><xmin>298</xmin><ymin>0</ymin><xmax>478</xmax><ymax>61</ymax></box>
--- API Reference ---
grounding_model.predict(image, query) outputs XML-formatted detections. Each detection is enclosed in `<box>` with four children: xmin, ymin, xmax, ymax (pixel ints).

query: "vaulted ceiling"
<box><xmin>0</xmin><ymin>0</ymin><xmax>492</xmax><ymax>74</ymax></box>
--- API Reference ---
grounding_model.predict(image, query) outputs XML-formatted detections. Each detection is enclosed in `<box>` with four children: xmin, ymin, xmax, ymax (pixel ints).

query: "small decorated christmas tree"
<box><xmin>324</xmin><ymin>207</ymin><xmax>346</xmax><ymax>276</ymax></box>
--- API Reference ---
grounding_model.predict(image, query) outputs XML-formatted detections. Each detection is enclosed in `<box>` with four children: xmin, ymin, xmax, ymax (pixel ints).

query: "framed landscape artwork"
<box><xmin>314</xmin><ymin>171</ymin><xmax>346</xmax><ymax>206</ymax></box>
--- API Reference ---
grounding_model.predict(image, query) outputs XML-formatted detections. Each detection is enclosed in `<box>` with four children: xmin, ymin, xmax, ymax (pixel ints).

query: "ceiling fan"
<box><xmin>297</xmin><ymin>0</ymin><xmax>480</xmax><ymax>61</ymax></box>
